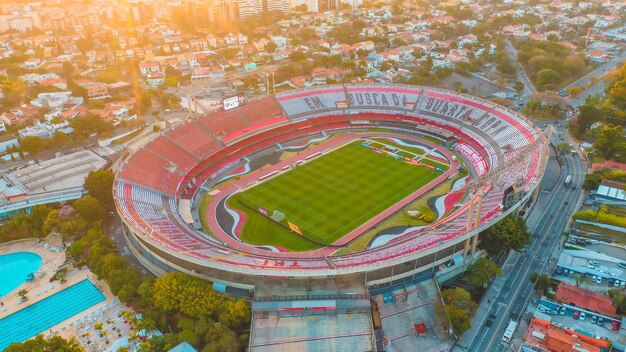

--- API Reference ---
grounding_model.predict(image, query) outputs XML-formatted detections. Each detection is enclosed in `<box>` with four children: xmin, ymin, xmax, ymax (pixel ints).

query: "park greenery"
<box><xmin>479</xmin><ymin>215</ymin><xmax>532</xmax><ymax>256</ymax></box>
<box><xmin>514</xmin><ymin>39</ymin><xmax>591</xmax><ymax>91</ymax></box>
<box><xmin>570</xmin><ymin>62</ymin><xmax>626</xmax><ymax>154</ymax></box>
<box><xmin>573</xmin><ymin>205</ymin><xmax>626</xmax><ymax>229</ymax></box>
<box><xmin>1</xmin><ymin>170</ymin><xmax>251</xmax><ymax>351</ymax></box>
<box><xmin>437</xmin><ymin>288</ymin><xmax>477</xmax><ymax>336</ymax></box>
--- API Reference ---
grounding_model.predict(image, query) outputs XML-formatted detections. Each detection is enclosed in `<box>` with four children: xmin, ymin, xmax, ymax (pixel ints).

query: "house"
<box><xmin>0</xmin><ymin>134</ymin><xmax>18</xmax><ymax>154</ymax></box>
<box><xmin>79</xmin><ymin>82</ymin><xmax>109</xmax><ymax>100</ymax></box>
<box><xmin>586</xmin><ymin>49</ymin><xmax>609</xmax><ymax>62</ymax></box>
<box><xmin>24</xmin><ymin>57</ymin><xmax>41</xmax><ymax>69</ymax></box>
<box><xmin>522</xmin><ymin>318</ymin><xmax>608</xmax><ymax>352</ymax></box>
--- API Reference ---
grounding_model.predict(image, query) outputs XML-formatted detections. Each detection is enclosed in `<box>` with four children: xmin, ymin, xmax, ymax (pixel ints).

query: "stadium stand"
<box><xmin>147</xmin><ymin>136</ymin><xmax>199</xmax><ymax>172</ymax></box>
<box><xmin>166</xmin><ymin>121</ymin><xmax>222</xmax><ymax>159</ymax></box>
<box><xmin>115</xmin><ymin>84</ymin><xmax>546</xmax><ymax>281</ymax></box>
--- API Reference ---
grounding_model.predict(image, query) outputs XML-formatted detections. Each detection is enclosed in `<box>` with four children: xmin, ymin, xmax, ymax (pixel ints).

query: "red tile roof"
<box><xmin>555</xmin><ymin>283</ymin><xmax>617</xmax><ymax>317</ymax></box>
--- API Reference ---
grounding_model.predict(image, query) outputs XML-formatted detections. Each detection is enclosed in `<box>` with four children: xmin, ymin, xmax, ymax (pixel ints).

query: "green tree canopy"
<box><xmin>73</xmin><ymin>195</ymin><xmax>105</xmax><ymax>223</ymax></box>
<box><xmin>84</xmin><ymin>169</ymin><xmax>115</xmax><ymax>210</ymax></box>
<box><xmin>5</xmin><ymin>335</ymin><xmax>83</xmax><ymax>352</ymax></box>
<box><xmin>466</xmin><ymin>257</ymin><xmax>502</xmax><ymax>288</ymax></box>
<box><xmin>70</xmin><ymin>113</ymin><xmax>113</xmax><ymax>139</ymax></box>
<box><xmin>438</xmin><ymin>288</ymin><xmax>477</xmax><ymax>336</ymax></box>
<box><xmin>529</xmin><ymin>272</ymin><xmax>552</xmax><ymax>295</ymax></box>
<box><xmin>480</xmin><ymin>215</ymin><xmax>531</xmax><ymax>256</ymax></box>
<box><xmin>535</xmin><ymin>68</ymin><xmax>562</xmax><ymax>90</ymax></box>
<box><xmin>19</xmin><ymin>136</ymin><xmax>45</xmax><ymax>155</ymax></box>
<box><xmin>593</xmin><ymin>124</ymin><xmax>626</xmax><ymax>160</ymax></box>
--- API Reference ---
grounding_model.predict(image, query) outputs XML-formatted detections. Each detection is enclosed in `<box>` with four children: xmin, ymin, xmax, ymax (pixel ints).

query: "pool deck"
<box><xmin>0</xmin><ymin>239</ymin><xmax>134</xmax><ymax>350</ymax></box>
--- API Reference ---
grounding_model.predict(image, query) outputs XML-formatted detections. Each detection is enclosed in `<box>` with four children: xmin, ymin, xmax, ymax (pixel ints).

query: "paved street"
<box><xmin>453</xmin><ymin>123</ymin><xmax>587</xmax><ymax>352</ymax></box>
<box><xmin>504</xmin><ymin>40</ymin><xmax>536</xmax><ymax>100</ymax></box>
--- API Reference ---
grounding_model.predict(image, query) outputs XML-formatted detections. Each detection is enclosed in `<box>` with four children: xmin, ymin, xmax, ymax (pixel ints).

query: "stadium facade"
<box><xmin>114</xmin><ymin>84</ymin><xmax>548</xmax><ymax>290</ymax></box>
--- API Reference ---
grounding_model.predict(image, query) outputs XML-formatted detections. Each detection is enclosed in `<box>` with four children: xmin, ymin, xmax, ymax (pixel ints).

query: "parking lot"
<box><xmin>529</xmin><ymin>301</ymin><xmax>620</xmax><ymax>341</ymax></box>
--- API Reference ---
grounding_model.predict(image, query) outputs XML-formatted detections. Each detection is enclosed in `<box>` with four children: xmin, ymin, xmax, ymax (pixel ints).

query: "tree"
<box><xmin>5</xmin><ymin>335</ymin><xmax>83</xmax><ymax>352</ymax></box>
<box><xmin>575</xmin><ymin>104</ymin><xmax>604</xmax><ymax>136</ymax></box>
<box><xmin>70</xmin><ymin>113</ymin><xmax>113</xmax><ymax>139</ymax></box>
<box><xmin>609</xmin><ymin>289</ymin><xmax>626</xmax><ymax>314</ymax></box>
<box><xmin>556</xmin><ymin>142</ymin><xmax>570</xmax><ymax>156</ymax></box>
<box><xmin>480</xmin><ymin>216</ymin><xmax>531</xmax><ymax>256</ymax></box>
<box><xmin>535</xmin><ymin>68</ymin><xmax>562</xmax><ymax>90</ymax></box>
<box><xmin>19</xmin><ymin>136</ymin><xmax>45</xmax><ymax>155</ymax></box>
<box><xmin>62</xmin><ymin>61</ymin><xmax>74</xmax><ymax>77</ymax></box>
<box><xmin>593</xmin><ymin>124</ymin><xmax>626</xmax><ymax>160</ymax></box>
<box><xmin>438</xmin><ymin>288</ymin><xmax>477</xmax><ymax>336</ymax></box>
<box><xmin>529</xmin><ymin>272</ymin><xmax>551</xmax><ymax>295</ymax></box>
<box><xmin>73</xmin><ymin>195</ymin><xmax>105</xmax><ymax>223</ymax></box>
<box><xmin>18</xmin><ymin>289</ymin><xmax>28</xmax><ymax>301</ymax></box>
<box><xmin>466</xmin><ymin>257</ymin><xmax>502</xmax><ymax>288</ymax></box>
<box><xmin>265</xmin><ymin>42</ymin><xmax>277</xmax><ymax>53</ymax></box>
<box><xmin>84</xmin><ymin>169</ymin><xmax>115</xmax><ymax>210</ymax></box>
<box><xmin>573</xmin><ymin>273</ymin><xmax>591</xmax><ymax>287</ymax></box>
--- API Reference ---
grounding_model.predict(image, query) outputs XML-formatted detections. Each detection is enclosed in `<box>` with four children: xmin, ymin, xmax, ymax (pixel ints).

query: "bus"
<box><xmin>564</xmin><ymin>175</ymin><xmax>572</xmax><ymax>188</ymax></box>
<box><xmin>503</xmin><ymin>320</ymin><xmax>517</xmax><ymax>343</ymax></box>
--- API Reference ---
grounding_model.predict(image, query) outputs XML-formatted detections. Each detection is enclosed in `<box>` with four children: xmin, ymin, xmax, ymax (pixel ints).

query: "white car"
<box><xmin>580</xmin><ymin>312</ymin><xmax>586</xmax><ymax>320</ymax></box>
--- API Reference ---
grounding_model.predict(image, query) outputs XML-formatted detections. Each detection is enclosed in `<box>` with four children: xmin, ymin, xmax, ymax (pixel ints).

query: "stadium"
<box><xmin>114</xmin><ymin>84</ymin><xmax>549</xmax><ymax>291</ymax></box>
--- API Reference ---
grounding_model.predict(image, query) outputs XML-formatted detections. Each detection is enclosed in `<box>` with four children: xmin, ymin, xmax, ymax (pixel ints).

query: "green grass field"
<box><xmin>226</xmin><ymin>140</ymin><xmax>445</xmax><ymax>251</ymax></box>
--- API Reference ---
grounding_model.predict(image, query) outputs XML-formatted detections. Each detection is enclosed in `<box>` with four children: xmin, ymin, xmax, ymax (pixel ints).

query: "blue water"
<box><xmin>0</xmin><ymin>252</ymin><xmax>42</xmax><ymax>297</ymax></box>
<box><xmin>0</xmin><ymin>280</ymin><xmax>105</xmax><ymax>351</ymax></box>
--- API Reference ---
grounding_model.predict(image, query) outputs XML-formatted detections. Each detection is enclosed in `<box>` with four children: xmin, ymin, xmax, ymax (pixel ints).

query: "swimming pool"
<box><xmin>0</xmin><ymin>252</ymin><xmax>42</xmax><ymax>297</ymax></box>
<box><xmin>0</xmin><ymin>279</ymin><xmax>105</xmax><ymax>351</ymax></box>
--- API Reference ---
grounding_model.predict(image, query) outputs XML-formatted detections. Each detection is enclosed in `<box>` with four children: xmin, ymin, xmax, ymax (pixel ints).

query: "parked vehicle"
<box><xmin>560</xmin><ymin>306</ymin><xmax>567</xmax><ymax>315</ymax></box>
<box><xmin>612</xmin><ymin>321</ymin><xmax>620</xmax><ymax>330</ymax></box>
<box><xmin>573</xmin><ymin>311</ymin><xmax>580</xmax><ymax>319</ymax></box>
<box><xmin>580</xmin><ymin>312</ymin><xmax>586</xmax><ymax>320</ymax></box>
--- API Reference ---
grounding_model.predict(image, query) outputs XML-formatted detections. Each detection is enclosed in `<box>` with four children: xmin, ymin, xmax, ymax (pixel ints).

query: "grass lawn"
<box><xmin>227</xmin><ymin>140</ymin><xmax>444</xmax><ymax>251</ymax></box>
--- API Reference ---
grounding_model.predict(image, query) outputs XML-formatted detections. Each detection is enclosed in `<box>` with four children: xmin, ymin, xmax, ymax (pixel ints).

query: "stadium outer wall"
<box><xmin>115</xmin><ymin>84</ymin><xmax>548</xmax><ymax>290</ymax></box>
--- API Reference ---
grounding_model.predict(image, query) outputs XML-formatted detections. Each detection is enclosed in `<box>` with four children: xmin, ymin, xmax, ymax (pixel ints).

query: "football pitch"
<box><xmin>227</xmin><ymin>140</ymin><xmax>445</xmax><ymax>251</ymax></box>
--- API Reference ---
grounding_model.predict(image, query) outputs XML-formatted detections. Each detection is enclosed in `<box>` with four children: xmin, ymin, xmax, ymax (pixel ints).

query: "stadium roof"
<box><xmin>555</xmin><ymin>283</ymin><xmax>617</xmax><ymax>317</ymax></box>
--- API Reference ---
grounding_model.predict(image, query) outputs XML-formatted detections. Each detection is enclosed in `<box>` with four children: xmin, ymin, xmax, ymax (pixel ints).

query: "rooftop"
<box><xmin>555</xmin><ymin>282</ymin><xmax>617</xmax><ymax>317</ymax></box>
<box><xmin>523</xmin><ymin>318</ymin><xmax>609</xmax><ymax>352</ymax></box>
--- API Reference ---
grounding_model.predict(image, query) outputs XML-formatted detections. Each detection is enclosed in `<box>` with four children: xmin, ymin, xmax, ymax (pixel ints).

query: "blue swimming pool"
<box><xmin>0</xmin><ymin>279</ymin><xmax>105</xmax><ymax>351</ymax></box>
<box><xmin>0</xmin><ymin>252</ymin><xmax>42</xmax><ymax>297</ymax></box>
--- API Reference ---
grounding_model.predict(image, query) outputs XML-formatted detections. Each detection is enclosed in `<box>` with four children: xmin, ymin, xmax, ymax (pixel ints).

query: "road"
<box><xmin>569</xmin><ymin>80</ymin><xmax>606</xmax><ymax>108</ymax></box>
<box><xmin>563</xmin><ymin>50</ymin><xmax>626</xmax><ymax>91</ymax></box>
<box><xmin>504</xmin><ymin>40</ymin><xmax>536</xmax><ymax>100</ymax></box>
<box><xmin>454</xmin><ymin>123</ymin><xmax>587</xmax><ymax>352</ymax></box>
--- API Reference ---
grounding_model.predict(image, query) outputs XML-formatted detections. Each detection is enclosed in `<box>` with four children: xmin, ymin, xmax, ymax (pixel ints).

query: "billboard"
<box><xmin>223</xmin><ymin>96</ymin><xmax>245</xmax><ymax>111</ymax></box>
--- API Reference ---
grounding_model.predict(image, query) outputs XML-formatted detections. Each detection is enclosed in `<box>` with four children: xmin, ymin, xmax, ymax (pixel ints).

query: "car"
<box><xmin>560</xmin><ymin>306</ymin><xmax>567</xmax><ymax>315</ymax></box>
<box><xmin>612</xmin><ymin>321</ymin><xmax>620</xmax><ymax>330</ymax></box>
<box><xmin>596</xmin><ymin>277</ymin><xmax>602</xmax><ymax>284</ymax></box>
<box><xmin>573</xmin><ymin>311</ymin><xmax>580</xmax><ymax>319</ymax></box>
<box><xmin>580</xmin><ymin>312</ymin><xmax>586</xmax><ymax>320</ymax></box>
<box><xmin>598</xmin><ymin>317</ymin><xmax>604</xmax><ymax>325</ymax></box>
<box><xmin>622</xmin><ymin>281</ymin><xmax>625</xmax><ymax>288</ymax></box>
<box><xmin>615</xmin><ymin>280</ymin><xmax>621</xmax><ymax>287</ymax></box>
<box><xmin>592</xmin><ymin>316</ymin><xmax>597</xmax><ymax>324</ymax></box>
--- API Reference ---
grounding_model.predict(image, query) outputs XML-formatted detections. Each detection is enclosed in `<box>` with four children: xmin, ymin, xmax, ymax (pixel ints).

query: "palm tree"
<box><xmin>18</xmin><ymin>289</ymin><xmax>28</xmax><ymax>301</ymax></box>
<box><xmin>94</xmin><ymin>322</ymin><xmax>103</xmax><ymax>337</ymax></box>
